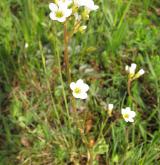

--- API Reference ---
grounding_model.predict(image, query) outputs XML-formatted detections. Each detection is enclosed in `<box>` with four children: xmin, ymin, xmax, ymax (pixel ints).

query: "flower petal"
<box><xmin>49</xmin><ymin>3</ymin><xmax>57</xmax><ymax>11</ymax></box>
<box><xmin>82</xmin><ymin>83</ymin><xmax>89</xmax><ymax>92</ymax></box>
<box><xmin>129</xmin><ymin>63</ymin><xmax>137</xmax><ymax>74</ymax></box>
<box><xmin>125</xmin><ymin>107</ymin><xmax>131</xmax><ymax>112</ymax></box>
<box><xmin>108</xmin><ymin>104</ymin><xmax>114</xmax><ymax>111</ymax></box>
<box><xmin>93</xmin><ymin>5</ymin><xmax>99</xmax><ymax>10</ymax></box>
<box><xmin>124</xmin><ymin>118</ymin><xmax>129</xmax><ymax>122</ymax></box>
<box><xmin>128</xmin><ymin>118</ymin><xmax>134</xmax><ymax>122</ymax></box>
<box><xmin>57</xmin><ymin>17</ymin><xmax>66</xmax><ymax>22</ymax></box>
<box><xmin>73</xmin><ymin>92</ymin><xmax>80</xmax><ymax>98</ymax></box>
<box><xmin>76</xmin><ymin>79</ymin><xmax>84</xmax><ymax>85</ymax></box>
<box><xmin>70</xmin><ymin>82</ymin><xmax>76</xmax><ymax>90</ymax></box>
<box><xmin>64</xmin><ymin>9</ymin><xmax>72</xmax><ymax>17</ymax></box>
<box><xmin>49</xmin><ymin>12</ymin><xmax>56</xmax><ymax>20</ymax></box>
<box><xmin>131</xmin><ymin>63</ymin><xmax>137</xmax><ymax>70</ymax></box>
<box><xmin>130</xmin><ymin>111</ymin><xmax>136</xmax><ymax>118</ymax></box>
<box><xmin>79</xmin><ymin>92</ymin><xmax>88</xmax><ymax>99</ymax></box>
<box><xmin>121</xmin><ymin>108</ymin><xmax>126</xmax><ymax>115</ymax></box>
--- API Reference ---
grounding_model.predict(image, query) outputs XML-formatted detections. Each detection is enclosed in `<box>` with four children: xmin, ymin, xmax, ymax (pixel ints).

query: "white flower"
<box><xmin>70</xmin><ymin>79</ymin><xmax>89</xmax><ymax>99</ymax></box>
<box><xmin>74</xmin><ymin>0</ymin><xmax>99</xmax><ymax>11</ymax></box>
<box><xmin>49</xmin><ymin>2</ymin><xmax>72</xmax><ymax>22</ymax></box>
<box><xmin>121</xmin><ymin>107</ymin><xmax>136</xmax><ymax>122</ymax></box>
<box><xmin>126</xmin><ymin>63</ymin><xmax>145</xmax><ymax>79</ymax></box>
<box><xmin>108</xmin><ymin>104</ymin><xmax>114</xmax><ymax>116</ymax></box>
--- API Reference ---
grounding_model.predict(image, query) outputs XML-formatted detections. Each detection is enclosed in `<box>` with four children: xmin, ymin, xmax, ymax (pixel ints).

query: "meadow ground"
<box><xmin>0</xmin><ymin>0</ymin><xmax>160</xmax><ymax>164</ymax></box>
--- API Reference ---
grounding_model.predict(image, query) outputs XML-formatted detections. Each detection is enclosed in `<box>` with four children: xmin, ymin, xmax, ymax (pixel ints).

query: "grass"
<box><xmin>0</xmin><ymin>0</ymin><xmax>160</xmax><ymax>164</ymax></box>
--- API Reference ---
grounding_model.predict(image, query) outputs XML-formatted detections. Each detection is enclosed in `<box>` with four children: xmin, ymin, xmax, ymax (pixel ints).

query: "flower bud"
<box><xmin>82</xmin><ymin>9</ymin><xmax>90</xmax><ymax>20</ymax></box>
<box><xmin>79</xmin><ymin>25</ymin><xmax>87</xmax><ymax>33</ymax></box>
<box><xmin>108</xmin><ymin>104</ymin><xmax>114</xmax><ymax>117</ymax></box>
<box><xmin>134</xmin><ymin>69</ymin><xmax>145</xmax><ymax>79</ymax></box>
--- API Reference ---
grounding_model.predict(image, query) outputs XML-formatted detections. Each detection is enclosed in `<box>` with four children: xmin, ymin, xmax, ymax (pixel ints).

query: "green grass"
<box><xmin>0</xmin><ymin>0</ymin><xmax>160</xmax><ymax>164</ymax></box>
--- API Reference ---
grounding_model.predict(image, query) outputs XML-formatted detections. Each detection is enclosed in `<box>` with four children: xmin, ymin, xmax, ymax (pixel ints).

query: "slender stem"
<box><xmin>63</xmin><ymin>21</ymin><xmax>77</xmax><ymax>113</ymax></box>
<box><xmin>127</xmin><ymin>79</ymin><xmax>132</xmax><ymax>99</ymax></box>
<box><xmin>64</xmin><ymin>21</ymin><xmax>71</xmax><ymax>84</ymax></box>
<box><xmin>127</xmin><ymin>79</ymin><xmax>138</xmax><ymax>110</ymax></box>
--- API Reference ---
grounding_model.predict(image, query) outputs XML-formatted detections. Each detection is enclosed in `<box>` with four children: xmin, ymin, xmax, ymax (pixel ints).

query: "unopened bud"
<box><xmin>108</xmin><ymin>104</ymin><xmax>114</xmax><ymax>116</ymax></box>
<box><xmin>134</xmin><ymin>69</ymin><xmax>145</xmax><ymax>79</ymax></box>
<box><xmin>79</xmin><ymin>25</ymin><xmax>87</xmax><ymax>33</ymax></box>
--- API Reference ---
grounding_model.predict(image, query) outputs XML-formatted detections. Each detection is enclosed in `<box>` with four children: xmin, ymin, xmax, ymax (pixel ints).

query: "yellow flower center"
<box><xmin>123</xmin><ymin>114</ymin><xmax>129</xmax><ymax>119</ymax></box>
<box><xmin>74</xmin><ymin>87</ymin><xmax>81</xmax><ymax>94</ymax></box>
<box><xmin>56</xmin><ymin>11</ymin><xmax>64</xmax><ymax>18</ymax></box>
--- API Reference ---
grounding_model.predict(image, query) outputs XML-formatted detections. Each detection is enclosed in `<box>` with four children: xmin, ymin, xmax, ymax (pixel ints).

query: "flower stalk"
<box><xmin>64</xmin><ymin>21</ymin><xmax>71</xmax><ymax>84</ymax></box>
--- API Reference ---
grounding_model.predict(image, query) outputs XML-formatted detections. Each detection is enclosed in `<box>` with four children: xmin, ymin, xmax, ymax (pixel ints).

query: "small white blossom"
<box><xmin>49</xmin><ymin>1</ymin><xmax>72</xmax><ymax>22</ymax></box>
<box><xmin>121</xmin><ymin>107</ymin><xmax>136</xmax><ymax>122</ymax></box>
<box><xmin>70</xmin><ymin>79</ymin><xmax>89</xmax><ymax>99</ymax></box>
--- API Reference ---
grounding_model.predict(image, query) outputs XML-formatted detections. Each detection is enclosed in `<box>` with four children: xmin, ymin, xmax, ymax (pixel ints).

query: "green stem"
<box><xmin>127</xmin><ymin>79</ymin><xmax>138</xmax><ymax>111</ymax></box>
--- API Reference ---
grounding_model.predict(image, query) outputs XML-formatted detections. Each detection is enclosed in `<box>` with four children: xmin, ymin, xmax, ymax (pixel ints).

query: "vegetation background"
<box><xmin>0</xmin><ymin>0</ymin><xmax>160</xmax><ymax>164</ymax></box>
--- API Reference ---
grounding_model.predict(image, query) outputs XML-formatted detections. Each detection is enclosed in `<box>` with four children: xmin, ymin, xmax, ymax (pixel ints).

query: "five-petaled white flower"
<box><xmin>125</xmin><ymin>63</ymin><xmax>145</xmax><ymax>79</ymax></box>
<box><xmin>74</xmin><ymin>0</ymin><xmax>99</xmax><ymax>11</ymax></box>
<box><xmin>70</xmin><ymin>79</ymin><xmax>89</xmax><ymax>99</ymax></box>
<box><xmin>121</xmin><ymin>107</ymin><xmax>136</xmax><ymax>122</ymax></box>
<box><xmin>49</xmin><ymin>1</ymin><xmax>72</xmax><ymax>22</ymax></box>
